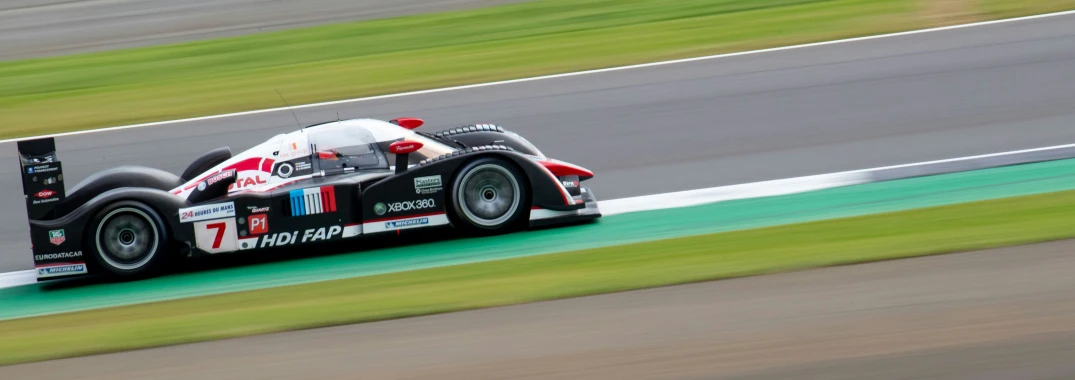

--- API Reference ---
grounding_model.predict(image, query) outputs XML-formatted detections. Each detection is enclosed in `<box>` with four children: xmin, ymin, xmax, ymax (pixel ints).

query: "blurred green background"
<box><xmin>1</xmin><ymin>0</ymin><xmax>1073</xmax><ymax>138</ymax></box>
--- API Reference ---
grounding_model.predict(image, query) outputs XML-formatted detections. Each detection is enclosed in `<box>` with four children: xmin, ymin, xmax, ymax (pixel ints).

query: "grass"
<box><xmin>1</xmin><ymin>0</ymin><xmax>1073</xmax><ymax>138</ymax></box>
<box><xmin>2</xmin><ymin>188</ymin><xmax>1075</xmax><ymax>365</ymax></box>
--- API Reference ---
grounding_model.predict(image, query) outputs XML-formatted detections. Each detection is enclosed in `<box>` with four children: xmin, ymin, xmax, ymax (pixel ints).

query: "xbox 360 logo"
<box><xmin>374</xmin><ymin>202</ymin><xmax>387</xmax><ymax>216</ymax></box>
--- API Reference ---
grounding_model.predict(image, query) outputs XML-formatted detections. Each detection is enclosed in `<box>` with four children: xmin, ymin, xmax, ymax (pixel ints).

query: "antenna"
<box><xmin>275</xmin><ymin>88</ymin><xmax>302</xmax><ymax>128</ymax></box>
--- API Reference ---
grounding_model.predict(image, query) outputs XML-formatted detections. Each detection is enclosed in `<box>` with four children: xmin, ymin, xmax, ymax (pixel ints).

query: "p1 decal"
<box><xmin>249</xmin><ymin>214</ymin><xmax>268</xmax><ymax>235</ymax></box>
<box><xmin>194</xmin><ymin>218</ymin><xmax>238</xmax><ymax>254</ymax></box>
<box><xmin>289</xmin><ymin>186</ymin><xmax>337</xmax><ymax>216</ymax></box>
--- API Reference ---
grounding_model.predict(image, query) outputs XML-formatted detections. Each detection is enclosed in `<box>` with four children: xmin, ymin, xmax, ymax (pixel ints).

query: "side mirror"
<box><xmin>389</xmin><ymin>141</ymin><xmax>423</xmax><ymax>174</ymax></box>
<box><xmin>317</xmin><ymin>150</ymin><xmax>343</xmax><ymax>160</ymax></box>
<box><xmin>389</xmin><ymin>117</ymin><xmax>424</xmax><ymax>130</ymax></box>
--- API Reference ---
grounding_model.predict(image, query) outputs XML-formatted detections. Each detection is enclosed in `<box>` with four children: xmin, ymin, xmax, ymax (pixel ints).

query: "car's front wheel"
<box><xmin>450</xmin><ymin>157</ymin><xmax>529</xmax><ymax>233</ymax></box>
<box><xmin>88</xmin><ymin>201</ymin><xmax>169</xmax><ymax>278</ymax></box>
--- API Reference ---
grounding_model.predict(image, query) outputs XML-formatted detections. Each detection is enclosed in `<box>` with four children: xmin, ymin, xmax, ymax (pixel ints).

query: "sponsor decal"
<box><xmin>248</xmin><ymin>206</ymin><xmax>270</xmax><ymax>213</ymax></box>
<box><xmin>34</xmin><ymin>189</ymin><xmax>56</xmax><ymax>199</ymax></box>
<box><xmin>37</xmin><ymin>263</ymin><xmax>88</xmax><ymax>278</ymax></box>
<box><xmin>31</xmin><ymin>197</ymin><xmax>61</xmax><ymax>205</ymax></box>
<box><xmin>197</xmin><ymin>182</ymin><xmax>207</xmax><ymax>191</ymax></box>
<box><xmin>205</xmin><ymin>170</ymin><xmax>235</xmax><ymax>187</ymax></box>
<box><xmin>48</xmin><ymin>229</ymin><xmax>65</xmax><ymax>245</ymax></box>
<box><xmin>26</xmin><ymin>164</ymin><xmax>58</xmax><ymax>174</ymax></box>
<box><xmin>279</xmin><ymin>148</ymin><xmax>310</xmax><ymax>159</ymax></box>
<box><xmin>259</xmin><ymin>226</ymin><xmax>343</xmax><ymax>248</ymax></box>
<box><xmin>386</xmin><ymin>217</ymin><xmax>429</xmax><ymax>229</ymax></box>
<box><xmin>414</xmin><ymin>175</ymin><xmax>443</xmax><ymax>194</ymax></box>
<box><xmin>228</xmin><ymin>175</ymin><xmax>268</xmax><ymax>191</ymax></box>
<box><xmin>35</xmin><ymin>251</ymin><xmax>82</xmax><ymax>261</ymax></box>
<box><xmin>249</xmin><ymin>214</ymin><xmax>268</xmax><ymax>235</ymax></box>
<box><xmin>562</xmin><ymin>180</ymin><xmax>579</xmax><ymax>188</ymax></box>
<box><xmin>288</xmin><ymin>186</ymin><xmax>337</xmax><ymax>216</ymax></box>
<box><xmin>43</xmin><ymin>177</ymin><xmax>57</xmax><ymax>185</ymax></box>
<box><xmin>374</xmin><ymin>202</ymin><xmax>387</xmax><ymax>216</ymax></box>
<box><xmin>386</xmin><ymin>199</ymin><xmax>436</xmax><ymax>213</ymax></box>
<box><xmin>180</xmin><ymin>202</ymin><xmax>236</xmax><ymax>223</ymax></box>
<box><xmin>295</xmin><ymin>161</ymin><xmax>311</xmax><ymax>171</ymax></box>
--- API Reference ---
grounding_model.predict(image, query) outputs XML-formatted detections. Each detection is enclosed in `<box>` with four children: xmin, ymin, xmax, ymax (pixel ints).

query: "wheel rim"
<box><xmin>96</xmin><ymin>207</ymin><xmax>159</xmax><ymax>270</ymax></box>
<box><xmin>457</xmin><ymin>164</ymin><xmax>520</xmax><ymax>227</ymax></box>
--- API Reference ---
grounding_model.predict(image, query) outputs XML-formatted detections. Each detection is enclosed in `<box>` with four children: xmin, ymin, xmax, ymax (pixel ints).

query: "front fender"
<box><xmin>409</xmin><ymin>147</ymin><xmax>583</xmax><ymax>211</ymax></box>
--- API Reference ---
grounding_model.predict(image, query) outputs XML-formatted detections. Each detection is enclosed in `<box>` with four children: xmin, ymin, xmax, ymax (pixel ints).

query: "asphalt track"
<box><xmin>6</xmin><ymin>240</ymin><xmax>1075</xmax><ymax>379</ymax></box>
<box><xmin>0</xmin><ymin>0</ymin><xmax>526</xmax><ymax>61</ymax></box>
<box><xmin>6</xmin><ymin>158</ymin><xmax>1074</xmax><ymax>320</ymax></box>
<box><xmin>2</xmin><ymin>13</ymin><xmax>1075</xmax><ymax>272</ymax></box>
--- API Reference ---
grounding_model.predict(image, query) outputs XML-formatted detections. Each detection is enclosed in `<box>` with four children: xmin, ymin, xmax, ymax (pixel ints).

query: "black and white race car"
<box><xmin>18</xmin><ymin>118</ymin><xmax>600</xmax><ymax>281</ymax></box>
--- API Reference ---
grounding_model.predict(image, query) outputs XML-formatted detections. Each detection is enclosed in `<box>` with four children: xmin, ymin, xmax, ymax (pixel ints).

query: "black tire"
<box><xmin>87</xmin><ymin>201</ymin><xmax>170</xmax><ymax>278</ymax></box>
<box><xmin>450</xmin><ymin>157</ymin><xmax>529</xmax><ymax>233</ymax></box>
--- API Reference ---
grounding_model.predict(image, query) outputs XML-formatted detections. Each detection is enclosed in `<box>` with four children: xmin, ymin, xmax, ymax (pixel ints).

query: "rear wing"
<box><xmin>17</xmin><ymin>138</ymin><xmax>87</xmax><ymax>280</ymax></box>
<box><xmin>17</xmin><ymin>137</ymin><xmax>66</xmax><ymax>221</ymax></box>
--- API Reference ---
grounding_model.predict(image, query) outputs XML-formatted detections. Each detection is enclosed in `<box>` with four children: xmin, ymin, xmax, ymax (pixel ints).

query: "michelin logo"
<box><xmin>385</xmin><ymin>217</ymin><xmax>429</xmax><ymax>229</ymax></box>
<box><xmin>37</xmin><ymin>263</ymin><xmax>88</xmax><ymax>278</ymax></box>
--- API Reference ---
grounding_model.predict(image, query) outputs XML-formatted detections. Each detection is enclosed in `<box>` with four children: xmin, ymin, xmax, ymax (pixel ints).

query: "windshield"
<box><xmin>307</xmin><ymin>123</ymin><xmax>388</xmax><ymax>171</ymax></box>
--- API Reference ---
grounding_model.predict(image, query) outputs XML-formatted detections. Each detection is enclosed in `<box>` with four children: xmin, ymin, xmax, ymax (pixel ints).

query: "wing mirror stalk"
<box><xmin>389</xmin><ymin>141</ymin><xmax>423</xmax><ymax>174</ymax></box>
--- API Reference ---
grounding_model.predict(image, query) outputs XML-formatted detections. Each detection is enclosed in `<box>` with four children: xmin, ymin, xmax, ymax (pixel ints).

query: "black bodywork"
<box><xmin>18</xmin><ymin>122</ymin><xmax>600</xmax><ymax>281</ymax></box>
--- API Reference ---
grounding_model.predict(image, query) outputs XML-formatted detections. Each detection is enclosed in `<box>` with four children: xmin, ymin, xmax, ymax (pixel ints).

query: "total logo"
<box><xmin>259</xmin><ymin>226</ymin><xmax>342</xmax><ymax>248</ymax></box>
<box><xmin>374</xmin><ymin>199</ymin><xmax>435</xmax><ymax>215</ymax></box>
<box><xmin>228</xmin><ymin>175</ymin><xmax>268</xmax><ymax>191</ymax></box>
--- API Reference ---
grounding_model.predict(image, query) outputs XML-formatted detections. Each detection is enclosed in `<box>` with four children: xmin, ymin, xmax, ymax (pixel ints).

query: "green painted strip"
<box><xmin>3</xmin><ymin>158</ymin><xmax>1075</xmax><ymax>320</ymax></box>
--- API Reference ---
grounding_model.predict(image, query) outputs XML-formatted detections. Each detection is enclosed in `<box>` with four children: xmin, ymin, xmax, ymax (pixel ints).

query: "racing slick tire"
<box><xmin>450</xmin><ymin>157</ymin><xmax>529</xmax><ymax>233</ymax></box>
<box><xmin>87</xmin><ymin>201</ymin><xmax>170</xmax><ymax>279</ymax></box>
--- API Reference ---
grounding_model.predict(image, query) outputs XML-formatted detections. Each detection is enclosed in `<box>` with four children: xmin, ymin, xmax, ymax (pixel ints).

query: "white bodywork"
<box><xmin>169</xmin><ymin>119</ymin><xmax>447</xmax><ymax>199</ymax></box>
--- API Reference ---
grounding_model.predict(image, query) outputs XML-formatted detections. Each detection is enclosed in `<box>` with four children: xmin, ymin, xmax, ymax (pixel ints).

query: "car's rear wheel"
<box><xmin>89</xmin><ymin>201</ymin><xmax>169</xmax><ymax>278</ymax></box>
<box><xmin>451</xmin><ymin>157</ymin><xmax>528</xmax><ymax>233</ymax></box>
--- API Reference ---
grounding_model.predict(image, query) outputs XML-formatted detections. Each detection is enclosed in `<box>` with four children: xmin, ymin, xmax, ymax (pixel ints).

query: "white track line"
<box><xmin>0</xmin><ymin>270</ymin><xmax>35</xmax><ymax>289</ymax></box>
<box><xmin>1</xmin><ymin>9</ymin><xmax>1074</xmax><ymax>145</ymax></box>
<box><xmin>600</xmin><ymin>142</ymin><xmax>1075</xmax><ymax>215</ymax></box>
<box><xmin>5</xmin><ymin>142</ymin><xmax>1073</xmax><ymax>289</ymax></box>
<box><xmin>3</xmin><ymin>10</ymin><xmax>1074</xmax><ymax>288</ymax></box>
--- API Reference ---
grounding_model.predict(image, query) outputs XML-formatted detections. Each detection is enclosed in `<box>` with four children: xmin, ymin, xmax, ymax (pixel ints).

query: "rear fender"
<box><xmin>51</xmin><ymin>166</ymin><xmax>182</xmax><ymax>219</ymax></box>
<box><xmin>28</xmin><ymin>188</ymin><xmax>188</xmax><ymax>277</ymax></box>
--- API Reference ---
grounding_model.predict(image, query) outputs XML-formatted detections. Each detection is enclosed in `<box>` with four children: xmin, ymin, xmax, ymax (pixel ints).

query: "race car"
<box><xmin>18</xmin><ymin>118</ymin><xmax>600</xmax><ymax>281</ymax></box>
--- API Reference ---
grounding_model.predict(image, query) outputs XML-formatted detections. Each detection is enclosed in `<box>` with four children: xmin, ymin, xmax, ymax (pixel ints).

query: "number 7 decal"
<box><xmin>194</xmin><ymin>218</ymin><xmax>238</xmax><ymax>253</ymax></box>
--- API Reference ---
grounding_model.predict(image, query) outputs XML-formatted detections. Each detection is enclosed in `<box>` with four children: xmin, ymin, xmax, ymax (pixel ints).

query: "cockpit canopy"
<box><xmin>305</xmin><ymin>119</ymin><xmax>457</xmax><ymax>170</ymax></box>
